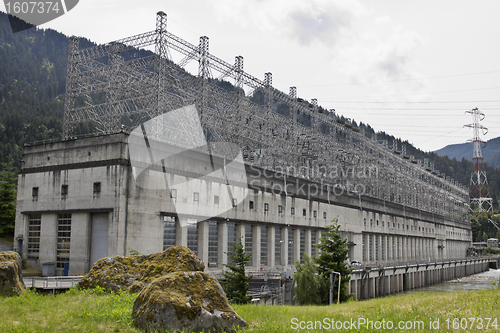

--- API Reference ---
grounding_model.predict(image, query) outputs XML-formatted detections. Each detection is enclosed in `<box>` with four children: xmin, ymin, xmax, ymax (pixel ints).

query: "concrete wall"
<box><xmin>14</xmin><ymin>133</ymin><xmax>473</xmax><ymax>275</ymax></box>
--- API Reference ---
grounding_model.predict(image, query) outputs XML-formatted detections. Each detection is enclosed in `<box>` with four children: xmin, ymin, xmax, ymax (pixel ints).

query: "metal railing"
<box><xmin>24</xmin><ymin>276</ymin><xmax>83</xmax><ymax>289</ymax></box>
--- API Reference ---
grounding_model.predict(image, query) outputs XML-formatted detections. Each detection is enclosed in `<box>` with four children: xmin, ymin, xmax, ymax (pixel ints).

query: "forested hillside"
<box><xmin>435</xmin><ymin>136</ymin><xmax>500</xmax><ymax>169</ymax></box>
<box><xmin>1</xmin><ymin>10</ymin><xmax>500</xmax><ymax>211</ymax></box>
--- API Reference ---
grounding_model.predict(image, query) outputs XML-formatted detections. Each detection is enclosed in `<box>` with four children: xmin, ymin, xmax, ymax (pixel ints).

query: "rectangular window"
<box><xmin>299</xmin><ymin>229</ymin><xmax>305</xmax><ymax>263</ymax></box>
<box><xmin>311</xmin><ymin>231</ymin><xmax>317</xmax><ymax>258</ymax></box>
<box><xmin>275</xmin><ymin>227</ymin><xmax>281</xmax><ymax>266</ymax></box>
<box><xmin>323</xmin><ymin>212</ymin><xmax>327</xmax><ymax>219</ymax></box>
<box><xmin>187</xmin><ymin>219</ymin><xmax>198</xmax><ymax>255</ymax></box>
<box><xmin>214</xmin><ymin>195</ymin><xmax>219</xmax><ymax>205</ymax></box>
<box><xmin>208</xmin><ymin>221</ymin><xmax>218</xmax><ymax>268</ymax></box>
<box><xmin>288</xmin><ymin>228</ymin><xmax>293</xmax><ymax>265</ymax></box>
<box><xmin>193</xmin><ymin>192</ymin><xmax>199</xmax><ymax>202</ymax></box>
<box><xmin>291</xmin><ymin>207</ymin><xmax>295</xmax><ymax>215</ymax></box>
<box><xmin>163</xmin><ymin>216</ymin><xmax>176</xmax><ymax>250</ymax></box>
<box><xmin>232</xmin><ymin>198</ymin><xmax>237</xmax><ymax>207</ymax></box>
<box><xmin>227</xmin><ymin>222</ymin><xmax>236</xmax><ymax>264</ymax></box>
<box><xmin>264</xmin><ymin>203</ymin><xmax>269</xmax><ymax>212</ymax></box>
<box><xmin>27</xmin><ymin>214</ymin><xmax>41</xmax><ymax>259</ymax></box>
<box><xmin>278</xmin><ymin>205</ymin><xmax>283</xmax><ymax>214</ymax></box>
<box><xmin>93</xmin><ymin>182</ymin><xmax>101</xmax><ymax>194</ymax></box>
<box><xmin>313</xmin><ymin>211</ymin><xmax>317</xmax><ymax>218</ymax></box>
<box><xmin>261</xmin><ymin>226</ymin><xmax>267</xmax><ymax>266</ymax></box>
<box><xmin>302</xmin><ymin>209</ymin><xmax>306</xmax><ymax>216</ymax></box>
<box><xmin>245</xmin><ymin>225</ymin><xmax>252</xmax><ymax>265</ymax></box>
<box><xmin>32</xmin><ymin>187</ymin><xmax>39</xmax><ymax>198</ymax></box>
<box><xmin>170</xmin><ymin>189</ymin><xmax>177</xmax><ymax>198</ymax></box>
<box><xmin>57</xmin><ymin>214</ymin><xmax>71</xmax><ymax>268</ymax></box>
<box><xmin>249</xmin><ymin>201</ymin><xmax>254</xmax><ymax>210</ymax></box>
<box><xmin>61</xmin><ymin>185</ymin><xmax>68</xmax><ymax>196</ymax></box>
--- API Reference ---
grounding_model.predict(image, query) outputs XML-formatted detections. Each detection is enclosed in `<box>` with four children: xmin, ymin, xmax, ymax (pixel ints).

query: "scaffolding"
<box><xmin>63</xmin><ymin>11</ymin><xmax>469</xmax><ymax>221</ymax></box>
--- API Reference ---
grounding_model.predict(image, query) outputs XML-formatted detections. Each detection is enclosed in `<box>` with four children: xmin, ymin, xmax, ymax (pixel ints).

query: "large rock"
<box><xmin>0</xmin><ymin>251</ymin><xmax>26</xmax><ymax>295</ymax></box>
<box><xmin>79</xmin><ymin>246</ymin><xmax>204</xmax><ymax>292</ymax></box>
<box><xmin>133</xmin><ymin>271</ymin><xmax>248</xmax><ymax>333</ymax></box>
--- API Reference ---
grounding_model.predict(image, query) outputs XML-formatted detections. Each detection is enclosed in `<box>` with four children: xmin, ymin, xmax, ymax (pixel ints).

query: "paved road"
<box><xmin>0</xmin><ymin>240</ymin><xmax>13</xmax><ymax>251</ymax></box>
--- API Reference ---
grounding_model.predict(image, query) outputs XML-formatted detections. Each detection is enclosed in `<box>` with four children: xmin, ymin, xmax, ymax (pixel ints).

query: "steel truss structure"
<box><xmin>465</xmin><ymin>108</ymin><xmax>492</xmax><ymax>213</ymax></box>
<box><xmin>63</xmin><ymin>11</ymin><xmax>469</xmax><ymax>221</ymax></box>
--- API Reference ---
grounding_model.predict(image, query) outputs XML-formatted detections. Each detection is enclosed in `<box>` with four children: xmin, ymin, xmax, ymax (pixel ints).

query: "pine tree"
<box><xmin>0</xmin><ymin>161</ymin><xmax>17</xmax><ymax>236</ymax></box>
<box><xmin>314</xmin><ymin>220</ymin><xmax>353</xmax><ymax>304</ymax></box>
<box><xmin>220</xmin><ymin>238</ymin><xmax>253</xmax><ymax>304</ymax></box>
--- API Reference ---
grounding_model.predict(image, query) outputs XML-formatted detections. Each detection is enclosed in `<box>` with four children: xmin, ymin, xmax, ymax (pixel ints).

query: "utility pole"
<box><xmin>464</xmin><ymin>108</ymin><xmax>492</xmax><ymax>213</ymax></box>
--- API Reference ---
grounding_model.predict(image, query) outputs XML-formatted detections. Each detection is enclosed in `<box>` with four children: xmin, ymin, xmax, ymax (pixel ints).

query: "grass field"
<box><xmin>0</xmin><ymin>287</ymin><xmax>499</xmax><ymax>332</ymax></box>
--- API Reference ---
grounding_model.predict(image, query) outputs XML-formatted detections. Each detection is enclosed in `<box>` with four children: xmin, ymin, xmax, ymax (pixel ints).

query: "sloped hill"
<box><xmin>435</xmin><ymin>136</ymin><xmax>500</xmax><ymax>169</ymax></box>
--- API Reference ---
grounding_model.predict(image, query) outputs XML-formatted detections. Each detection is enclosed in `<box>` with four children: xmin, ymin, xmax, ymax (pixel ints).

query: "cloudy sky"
<box><xmin>4</xmin><ymin>0</ymin><xmax>500</xmax><ymax>152</ymax></box>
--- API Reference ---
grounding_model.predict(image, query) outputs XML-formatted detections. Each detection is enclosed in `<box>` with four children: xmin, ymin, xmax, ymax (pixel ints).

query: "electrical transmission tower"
<box><xmin>465</xmin><ymin>107</ymin><xmax>492</xmax><ymax>213</ymax></box>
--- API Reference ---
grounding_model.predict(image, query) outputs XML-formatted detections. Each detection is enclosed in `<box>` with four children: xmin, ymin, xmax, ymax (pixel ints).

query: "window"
<box><xmin>264</xmin><ymin>203</ymin><xmax>269</xmax><ymax>212</ymax></box>
<box><xmin>193</xmin><ymin>192</ymin><xmax>199</xmax><ymax>202</ymax></box>
<box><xmin>302</xmin><ymin>209</ymin><xmax>306</xmax><ymax>217</ymax></box>
<box><xmin>227</xmin><ymin>222</ymin><xmax>236</xmax><ymax>264</ymax></box>
<box><xmin>275</xmin><ymin>227</ymin><xmax>281</xmax><ymax>266</ymax></box>
<box><xmin>27</xmin><ymin>214</ymin><xmax>41</xmax><ymax>259</ymax></box>
<box><xmin>291</xmin><ymin>207</ymin><xmax>295</xmax><ymax>215</ymax></box>
<box><xmin>323</xmin><ymin>212</ymin><xmax>327</xmax><ymax>219</ymax></box>
<box><xmin>249</xmin><ymin>201</ymin><xmax>254</xmax><ymax>210</ymax></box>
<box><xmin>61</xmin><ymin>184</ymin><xmax>68</xmax><ymax>196</ymax></box>
<box><xmin>278</xmin><ymin>205</ymin><xmax>283</xmax><ymax>214</ymax></box>
<box><xmin>32</xmin><ymin>187</ymin><xmax>39</xmax><ymax>198</ymax></box>
<box><xmin>364</xmin><ymin>218</ymin><xmax>366</xmax><ymax>226</ymax></box>
<box><xmin>245</xmin><ymin>225</ymin><xmax>252</xmax><ymax>265</ymax></box>
<box><xmin>311</xmin><ymin>231</ymin><xmax>317</xmax><ymax>257</ymax></box>
<box><xmin>214</xmin><ymin>195</ymin><xmax>219</xmax><ymax>205</ymax></box>
<box><xmin>170</xmin><ymin>189</ymin><xmax>177</xmax><ymax>198</ymax></box>
<box><xmin>288</xmin><ymin>228</ymin><xmax>293</xmax><ymax>265</ymax></box>
<box><xmin>208</xmin><ymin>221</ymin><xmax>218</xmax><ymax>268</ymax></box>
<box><xmin>376</xmin><ymin>220</ymin><xmax>379</xmax><ymax>226</ymax></box>
<box><xmin>187</xmin><ymin>219</ymin><xmax>198</xmax><ymax>255</ymax></box>
<box><xmin>163</xmin><ymin>216</ymin><xmax>176</xmax><ymax>250</ymax></box>
<box><xmin>57</xmin><ymin>214</ymin><xmax>71</xmax><ymax>268</ymax></box>
<box><xmin>93</xmin><ymin>182</ymin><xmax>101</xmax><ymax>194</ymax></box>
<box><xmin>370</xmin><ymin>219</ymin><xmax>373</xmax><ymax>226</ymax></box>
<box><xmin>313</xmin><ymin>211</ymin><xmax>317</xmax><ymax>218</ymax></box>
<box><xmin>261</xmin><ymin>226</ymin><xmax>267</xmax><ymax>266</ymax></box>
<box><xmin>299</xmin><ymin>229</ymin><xmax>305</xmax><ymax>263</ymax></box>
<box><xmin>232</xmin><ymin>198</ymin><xmax>237</xmax><ymax>207</ymax></box>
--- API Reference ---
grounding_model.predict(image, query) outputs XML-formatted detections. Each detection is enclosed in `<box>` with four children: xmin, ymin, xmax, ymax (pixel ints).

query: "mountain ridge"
<box><xmin>434</xmin><ymin>136</ymin><xmax>500</xmax><ymax>169</ymax></box>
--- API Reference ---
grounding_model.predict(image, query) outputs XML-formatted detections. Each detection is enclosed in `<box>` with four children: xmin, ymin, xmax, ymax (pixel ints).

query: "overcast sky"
<box><xmin>3</xmin><ymin>0</ymin><xmax>500</xmax><ymax>152</ymax></box>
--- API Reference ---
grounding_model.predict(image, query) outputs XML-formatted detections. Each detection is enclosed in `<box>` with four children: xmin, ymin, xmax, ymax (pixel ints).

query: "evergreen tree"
<box><xmin>220</xmin><ymin>238</ymin><xmax>253</xmax><ymax>304</ymax></box>
<box><xmin>293</xmin><ymin>253</ymin><xmax>325</xmax><ymax>305</ymax></box>
<box><xmin>314</xmin><ymin>220</ymin><xmax>353</xmax><ymax>304</ymax></box>
<box><xmin>0</xmin><ymin>161</ymin><xmax>17</xmax><ymax>236</ymax></box>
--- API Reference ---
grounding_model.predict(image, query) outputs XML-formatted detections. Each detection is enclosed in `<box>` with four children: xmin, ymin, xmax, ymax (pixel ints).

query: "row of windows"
<box><xmin>32</xmin><ymin>183</ymin><xmax>101</xmax><ymax>198</ymax></box>
<box><xmin>363</xmin><ymin>218</ymin><xmax>436</xmax><ymax>233</ymax></box>
<box><xmin>171</xmin><ymin>190</ymin><xmax>329</xmax><ymax>218</ymax></box>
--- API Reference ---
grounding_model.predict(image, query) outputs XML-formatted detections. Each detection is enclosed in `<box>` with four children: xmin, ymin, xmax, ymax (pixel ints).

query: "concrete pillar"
<box><xmin>252</xmin><ymin>224</ymin><xmax>261</xmax><ymax>268</ymax></box>
<box><xmin>176</xmin><ymin>218</ymin><xmax>188</xmax><ymax>247</ymax></box>
<box><xmin>236</xmin><ymin>223</ymin><xmax>245</xmax><ymax>245</ymax></box>
<box><xmin>218</xmin><ymin>221</ymin><xmax>228</xmax><ymax>266</ymax></box>
<box><xmin>281</xmin><ymin>226</ymin><xmax>288</xmax><ymax>266</ymax></box>
<box><xmin>39</xmin><ymin>214</ymin><xmax>58</xmax><ymax>264</ymax></box>
<box><xmin>305</xmin><ymin>229</ymin><xmax>312</xmax><ymax>257</ymax></box>
<box><xmin>268</xmin><ymin>226</ymin><xmax>275</xmax><ymax>268</ymax></box>
<box><xmin>315</xmin><ymin>229</ymin><xmax>322</xmax><ymax>257</ymax></box>
<box><xmin>69</xmin><ymin>212</ymin><xmax>90</xmax><ymax>275</ymax></box>
<box><xmin>293</xmin><ymin>228</ymin><xmax>300</xmax><ymax>263</ymax></box>
<box><xmin>197</xmin><ymin>221</ymin><xmax>209</xmax><ymax>265</ymax></box>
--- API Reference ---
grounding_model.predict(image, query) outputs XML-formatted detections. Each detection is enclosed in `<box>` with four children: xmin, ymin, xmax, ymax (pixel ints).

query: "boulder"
<box><xmin>79</xmin><ymin>246</ymin><xmax>204</xmax><ymax>292</ymax></box>
<box><xmin>0</xmin><ymin>251</ymin><xmax>26</xmax><ymax>295</ymax></box>
<box><xmin>133</xmin><ymin>271</ymin><xmax>248</xmax><ymax>333</ymax></box>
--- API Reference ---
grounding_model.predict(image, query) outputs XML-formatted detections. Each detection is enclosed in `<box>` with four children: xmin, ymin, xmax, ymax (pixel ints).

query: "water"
<box><xmin>404</xmin><ymin>269</ymin><xmax>500</xmax><ymax>294</ymax></box>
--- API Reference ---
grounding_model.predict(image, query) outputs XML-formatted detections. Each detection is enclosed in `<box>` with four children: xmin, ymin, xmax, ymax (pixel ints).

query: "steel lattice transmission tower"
<box><xmin>464</xmin><ymin>107</ymin><xmax>492</xmax><ymax>212</ymax></box>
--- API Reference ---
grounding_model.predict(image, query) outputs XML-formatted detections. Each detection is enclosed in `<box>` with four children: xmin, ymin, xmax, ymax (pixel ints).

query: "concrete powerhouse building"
<box><xmin>14</xmin><ymin>131</ymin><xmax>472</xmax><ymax>275</ymax></box>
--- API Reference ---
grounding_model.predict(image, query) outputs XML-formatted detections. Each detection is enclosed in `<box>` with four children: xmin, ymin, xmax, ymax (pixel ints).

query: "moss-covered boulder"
<box><xmin>133</xmin><ymin>271</ymin><xmax>248</xmax><ymax>333</ymax></box>
<box><xmin>79</xmin><ymin>246</ymin><xmax>205</xmax><ymax>292</ymax></box>
<box><xmin>0</xmin><ymin>251</ymin><xmax>26</xmax><ymax>295</ymax></box>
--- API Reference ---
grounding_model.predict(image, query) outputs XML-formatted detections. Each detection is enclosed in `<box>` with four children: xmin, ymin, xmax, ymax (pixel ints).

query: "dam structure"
<box><xmin>14</xmin><ymin>12</ymin><xmax>474</xmax><ymax>288</ymax></box>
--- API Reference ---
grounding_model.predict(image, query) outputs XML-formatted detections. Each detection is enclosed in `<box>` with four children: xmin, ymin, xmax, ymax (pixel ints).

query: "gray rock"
<box><xmin>0</xmin><ymin>251</ymin><xmax>26</xmax><ymax>295</ymax></box>
<box><xmin>133</xmin><ymin>271</ymin><xmax>248</xmax><ymax>333</ymax></box>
